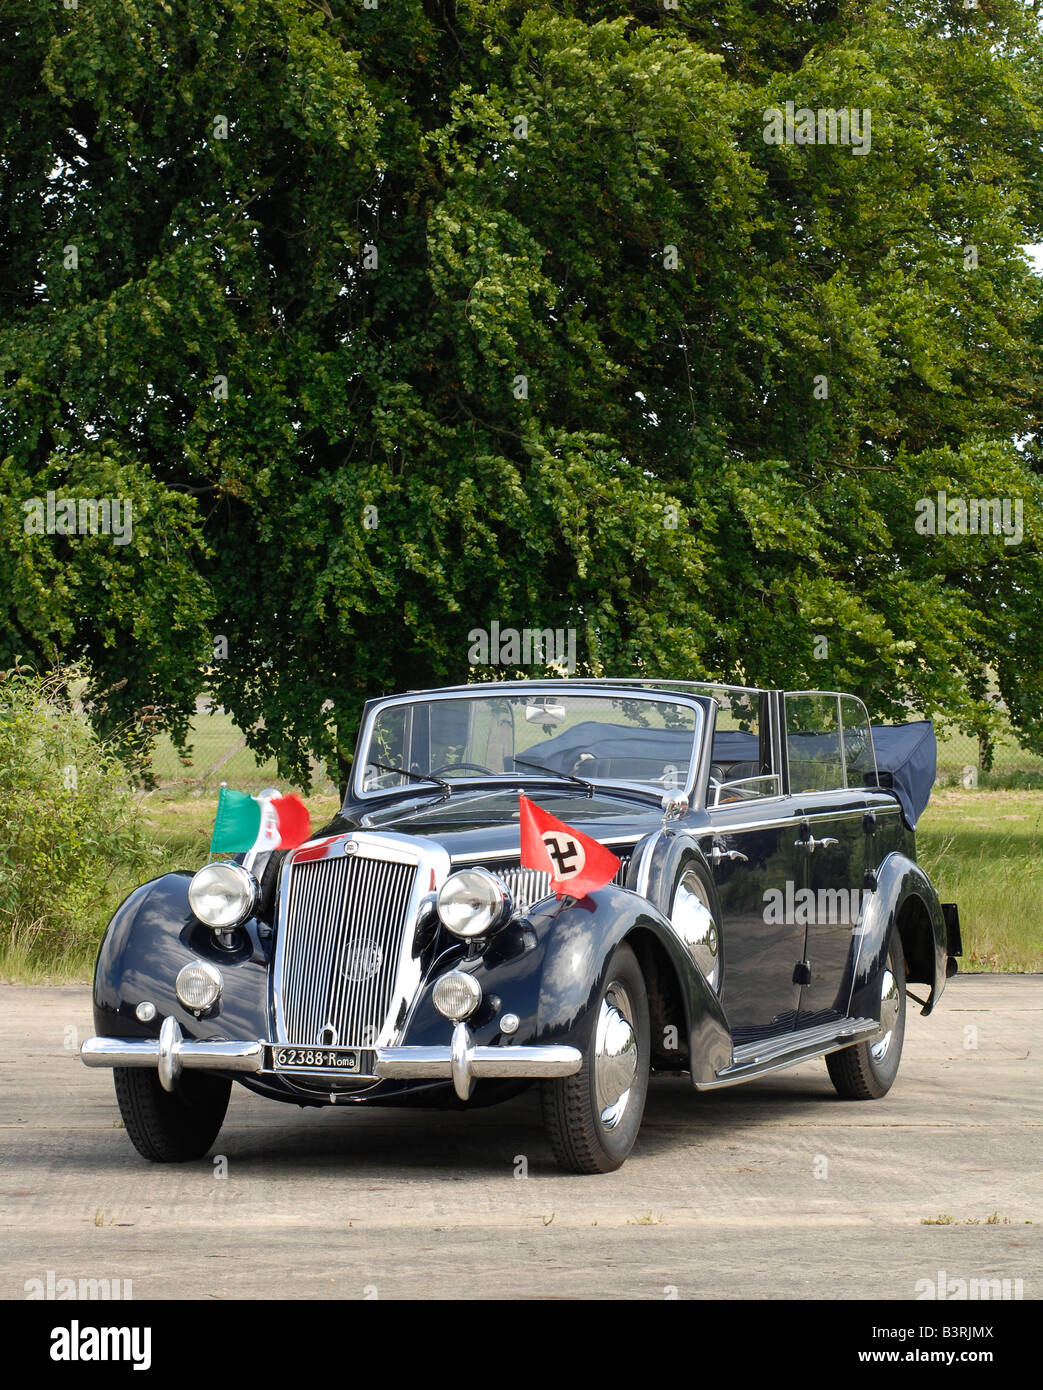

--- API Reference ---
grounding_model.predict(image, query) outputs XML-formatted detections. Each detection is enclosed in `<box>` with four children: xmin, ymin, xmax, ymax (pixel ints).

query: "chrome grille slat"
<box><xmin>280</xmin><ymin>855</ymin><xmax>417</xmax><ymax>1048</ymax></box>
<box><xmin>493</xmin><ymin>854</ymin><xmax>632</xmax><ymax>911</ymax></box>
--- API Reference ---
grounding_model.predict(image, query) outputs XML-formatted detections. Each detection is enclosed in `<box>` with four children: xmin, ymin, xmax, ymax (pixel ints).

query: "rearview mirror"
<box><xmin>525</xmin><ymin>702</ymin><xmax>566</xmax><ymax>725</ymax></box>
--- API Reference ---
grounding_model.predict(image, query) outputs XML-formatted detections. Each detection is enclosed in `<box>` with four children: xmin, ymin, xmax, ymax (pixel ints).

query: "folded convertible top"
<box><xmin>864</xmin><ymin>721</ymin><xmax>937</xmax><ymax>830</ymax></box>
<box><xmin>522</xmin><ymin>717</ymin><xmax>937</xmax><ymax>830</ymax></box>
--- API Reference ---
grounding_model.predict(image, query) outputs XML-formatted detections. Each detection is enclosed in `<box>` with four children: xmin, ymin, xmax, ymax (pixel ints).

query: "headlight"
<box><xmin>436</xmin><ymin>868</ymin><xmax>512</xmax><ymax>939</ymax></box>
<box><xmin>175</xmin><ymin>960</ymin><xmax>223</xmax><ymax>1011</ymax></box>
<box><xmin>188</xmin><ymin>862</ymin><xmax>258</xmax><ymax>930</ymax></box>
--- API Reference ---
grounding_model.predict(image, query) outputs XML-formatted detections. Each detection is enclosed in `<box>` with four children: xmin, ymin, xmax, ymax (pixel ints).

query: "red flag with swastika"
<box><xmin>518</xmin><ymin>794</ymin><xmax>621</xmax><ymax>898</ymax></box>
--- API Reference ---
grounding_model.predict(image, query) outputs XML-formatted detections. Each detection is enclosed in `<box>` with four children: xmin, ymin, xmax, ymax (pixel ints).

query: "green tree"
<box><xmin>2</xmin><ymin>0</ymin><xmax>1041</xmax><ymax>783</ymax></box>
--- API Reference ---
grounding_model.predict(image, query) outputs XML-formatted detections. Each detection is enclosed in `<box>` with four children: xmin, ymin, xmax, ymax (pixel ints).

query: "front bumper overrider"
<box><xmin>81</xmin><ymin>1017</ymin><xmax>582</xmax><ymax>1101</ymax></box>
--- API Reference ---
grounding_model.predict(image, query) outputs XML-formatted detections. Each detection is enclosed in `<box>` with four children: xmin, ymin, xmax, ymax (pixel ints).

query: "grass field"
<box><xmin>2</xmin><ymin>787</ymin><xmax>1038</xmax><ymax>983</ymax></box>
<box><xmin>152</xmin><ymin>704</ymin><xmax>1043</xmax><ymax>791</ymax></box>
<box><xmin>916</xmin><ymin>789</ymin><xmax>1043</xmax><ymax>973</ymax></box>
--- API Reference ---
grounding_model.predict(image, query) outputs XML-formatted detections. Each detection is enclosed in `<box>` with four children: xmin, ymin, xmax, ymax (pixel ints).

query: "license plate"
<box><xmin>267</xmin><ymin>1045</ymin><xmax>375</xmax><ymax>1075</ymax></box>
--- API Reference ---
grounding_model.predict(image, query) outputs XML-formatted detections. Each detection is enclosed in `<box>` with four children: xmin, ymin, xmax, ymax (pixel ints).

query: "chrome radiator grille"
<box><xmin>278</xmin><ymin>854</ymin><xmax>418</xmax><ymax>1048</ymax></box>
<box><xmin>496</xmin><ymin>854</ymin><xmax>631</xmax><ymax>910</ymax></box>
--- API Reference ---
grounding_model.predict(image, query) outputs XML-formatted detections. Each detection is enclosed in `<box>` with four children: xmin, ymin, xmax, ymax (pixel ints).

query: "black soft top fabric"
<box><xmin>521</xmin><ymin>718</ymin><xmax>936</xmax><ymax>829</ymax></box>
<box><xmin>863</xmin><ymin>721</ymin><xmax>937</xmax><ymax>829</ymax></box>
<box><xmin>520</xmin><ymin>721</ymin><xmax>699</xmax><ymax>769</ymax></box>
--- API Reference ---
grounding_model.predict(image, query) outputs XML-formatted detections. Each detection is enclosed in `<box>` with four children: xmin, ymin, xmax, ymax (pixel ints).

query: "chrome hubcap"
<box><xmin>595</xmin><ymin>982</ymin><xmax>638</xmax><ymax>1129</ymax></box>
<box><xmin>871</xmin><ymin>968</ymin><xmax>901</xmax><ymax>1062</ymax></box>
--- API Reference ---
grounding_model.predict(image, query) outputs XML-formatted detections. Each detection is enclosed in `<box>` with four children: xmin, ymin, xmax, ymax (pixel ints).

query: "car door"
<box><xmin>785</xmin><ymin>694</ymin><xmax>874</xmax><ymax>1026</ymax></box>
<box><xmin>790</xmin><ymin>790</ymin><xmax>867</xmax><ymax>1024</ymax></box>
<box><xmin>699</xmin><ymin>797</ymin><xmax>807</xmax><ymax>1045</ymax></box>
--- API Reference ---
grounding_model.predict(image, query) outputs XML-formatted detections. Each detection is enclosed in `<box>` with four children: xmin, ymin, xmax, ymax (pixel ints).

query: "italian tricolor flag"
<box><xmin>209</xmin><ymin>788</ymin><xmax>311</xmax><ymax>855</ymax></box>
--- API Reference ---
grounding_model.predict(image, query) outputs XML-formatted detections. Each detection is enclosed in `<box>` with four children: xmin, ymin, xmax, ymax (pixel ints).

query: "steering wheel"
<box><xmin>430</xmin><ymin>761</ymin><xmax>497</xmax><ymax>776</ymax></box>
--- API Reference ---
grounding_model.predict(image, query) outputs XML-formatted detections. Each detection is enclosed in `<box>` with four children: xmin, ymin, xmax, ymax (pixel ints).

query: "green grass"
<box><xmin>917</xmin><ymin>789</ymin><xmax>1043</xmax><ymax>972</ymax></box>
<box><xmin>138</xmin><ymin>787</ymin><xmax>1041</xmax><ymax>973</ymax></box>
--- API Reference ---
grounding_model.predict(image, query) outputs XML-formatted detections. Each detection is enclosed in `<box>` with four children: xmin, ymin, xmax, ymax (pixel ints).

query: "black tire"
<box><xmin>541</xmin><ymin>942</ymin><xmax>650</xmax><ymax>1174</ymax></box>
<box><xmin>113</xmin><ymin>1067</ymin><xmax>231</xmax><ymax>1162</ymax></box>
<box><xmin>826</xmin><ymin>938</ymin><xmax>907</xmax><ymax>1100</ymax></box>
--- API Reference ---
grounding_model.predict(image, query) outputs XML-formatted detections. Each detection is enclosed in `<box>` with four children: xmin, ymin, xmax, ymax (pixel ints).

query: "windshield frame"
<box><xmin>349</xmin><ymin>684</ymin><xmax>712</xmax><ymax>808</ymax></box>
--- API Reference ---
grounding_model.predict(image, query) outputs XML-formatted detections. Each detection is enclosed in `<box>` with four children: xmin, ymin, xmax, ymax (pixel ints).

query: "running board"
<box><xmin>700</xmin><ymin>1016</ymin><xmax>880</xmax><ymax>1090</ymax></box>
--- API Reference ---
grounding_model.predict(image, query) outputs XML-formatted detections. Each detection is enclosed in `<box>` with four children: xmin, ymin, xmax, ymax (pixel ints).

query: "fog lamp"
<box><xmin>175</xmin><ymin>960</ymin><xmax>223</xmax><ymax>1011</ymax></box>
<box><xmin>433</xmin><ymin>970</ymin><xmax>482</xmax><ymax>1021</ymax></box>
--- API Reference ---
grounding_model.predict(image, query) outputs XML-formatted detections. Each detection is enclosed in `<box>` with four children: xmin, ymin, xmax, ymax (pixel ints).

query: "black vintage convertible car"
<box><xmin>82</xmin><ymin>680</ymin><xmax>961</xmax><ymax>1173</ymax></box>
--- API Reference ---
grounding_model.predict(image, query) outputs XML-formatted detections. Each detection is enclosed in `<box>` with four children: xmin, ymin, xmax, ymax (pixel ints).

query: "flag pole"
<box><xmin>243</xmin><ymin>786</ymin><xmax>280</xmax><ymax>874</ymax></box>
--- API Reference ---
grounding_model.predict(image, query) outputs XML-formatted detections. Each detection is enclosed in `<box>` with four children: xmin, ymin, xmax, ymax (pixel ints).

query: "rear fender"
<box><xmin>851</xmin><ymin>854</ymin><xmax>948</xmax><ymax>1018</ymax></box>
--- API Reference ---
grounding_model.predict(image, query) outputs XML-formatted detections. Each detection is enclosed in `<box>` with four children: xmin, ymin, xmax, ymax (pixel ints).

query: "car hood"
<box><xmin>336</xmin><ymin>787</ymin><xmax>663</xmax><ymax>864</ymax></box>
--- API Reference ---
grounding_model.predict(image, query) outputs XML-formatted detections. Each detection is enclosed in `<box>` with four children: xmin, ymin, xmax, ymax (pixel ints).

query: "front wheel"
<box><xmin>826</xmin><ymin>938</ymin><xmax>907</xmax><ymax>1100</ymax></box>
<box><xmin>541</xmin><ymin>942</ymin><xmax>650</xmax><ymax>1173</ymax></box>
<box><xmin>114</xmin><ymin>1067</ymin><xmax>231</xmax><ymax>1162</ymax></box>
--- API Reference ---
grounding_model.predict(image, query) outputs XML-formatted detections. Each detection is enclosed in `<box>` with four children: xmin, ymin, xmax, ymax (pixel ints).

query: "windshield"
<box><xmin>355</xmin><ymin>691</ymin><xmax>705</xmax><ymax>798</ymax></box>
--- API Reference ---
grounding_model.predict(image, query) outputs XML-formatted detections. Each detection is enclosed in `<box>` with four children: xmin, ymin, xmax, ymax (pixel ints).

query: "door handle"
<box><xmin>794</xmin><ymin>835</ymin><xmax>839</xmax><ymax>854</ymax></box>
<box><xmin>710</xmin><ymin>844</ymin><xmax>749</xmax><ymax>867</ymax></box>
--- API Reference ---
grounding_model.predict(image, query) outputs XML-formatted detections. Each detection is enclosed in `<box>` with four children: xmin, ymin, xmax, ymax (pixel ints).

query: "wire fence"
<box><xmin>146</xmin><ymin>701</ymin><xmax>338</xmax><ymax>796</ymax></box>
<box><xmin>141</xmin><ymin>699</ymin><xmax>1043</xmax><ymax>797</ymax></box>
<box><xmin>934</xmin><ymin>725</ymin><xmax>1043</xmax><ymax>788</ymax></box>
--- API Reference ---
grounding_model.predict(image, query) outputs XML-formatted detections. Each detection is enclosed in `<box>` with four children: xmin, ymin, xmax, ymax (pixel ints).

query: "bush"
<box><xmin>0</xmin><ymin>664</ymin><xmax>157</xmax><ymax>967</ymax></box>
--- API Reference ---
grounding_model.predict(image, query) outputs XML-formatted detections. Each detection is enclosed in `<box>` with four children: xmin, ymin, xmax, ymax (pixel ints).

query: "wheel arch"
<box><xmin>850</xmin><ymin>853</ymin><xmax>948</xmax><ymax>1019</ymax></box>
<box><xmin>624</xmin><ymin>925</ymin><xmax>691</xmax><ymax>1071</ymax></box>
<box><xmin>895</xmin><ymin>891</ymin><xmax>937</xmax><ymax>991</ymax></box>
<box><xmin>527</xmin><ymin>885</ymin><xmax>732</xmax><ymax>1085</ymax></box>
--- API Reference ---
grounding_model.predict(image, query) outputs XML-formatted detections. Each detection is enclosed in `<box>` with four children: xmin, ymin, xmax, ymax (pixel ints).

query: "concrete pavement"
<box><xmin>0</xmin><ymin>977</ymin><xmax>1039</xmax><ymax>1300</ymax></box>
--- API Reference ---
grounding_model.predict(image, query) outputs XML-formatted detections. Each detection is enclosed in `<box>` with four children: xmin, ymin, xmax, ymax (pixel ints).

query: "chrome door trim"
<box><xmin>702</xmin><ymin>812</ymin><xmax>803</xmax><ymax>835</ymax></box>
<box><xmin>704</xmin><ymin>806</ymin><xmax>870</xmax><ymax>836</ymax></box>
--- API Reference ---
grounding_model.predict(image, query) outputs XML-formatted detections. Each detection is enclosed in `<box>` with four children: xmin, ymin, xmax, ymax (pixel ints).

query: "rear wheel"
<box><xmin>826</xmin><ymin>939</ymin><xmax>907</xmax><ymax>1100</ymax></box>
<box><xmin>541</xmin><ymin>943</ymin><xmax>650</xmax><ymax>1174</ymax></box>
<box><xmin>114</xmin><ymin>1067</ymin><xmax>231</xmax><ymax>1162</ymax></box>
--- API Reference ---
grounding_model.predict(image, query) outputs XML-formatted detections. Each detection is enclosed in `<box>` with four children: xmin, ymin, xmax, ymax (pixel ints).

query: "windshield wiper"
<box><xmin>510</xmin><ymin>756</ymin><xmax>595</xmax><ymax>798</ymax></box>
<box><xmin>368</xmin><ymin>761</ymin><xmax>453</xmax><ymax>800</ymax></box>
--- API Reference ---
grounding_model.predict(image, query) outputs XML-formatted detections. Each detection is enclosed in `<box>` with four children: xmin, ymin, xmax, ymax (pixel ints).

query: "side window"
<box><xmin>838</xmin><ymin>695</ymin><xmax>879</xmax><ymax>788</ymax></box>
<box><xmin>785</xmin><ymin>694</ymin><xmax>845</xmax><ymax>792</ymax></box>
<box><xmin>707</xmin><ymin>689</ymin><xmax>780</xmax><ymax>804</ymax></box>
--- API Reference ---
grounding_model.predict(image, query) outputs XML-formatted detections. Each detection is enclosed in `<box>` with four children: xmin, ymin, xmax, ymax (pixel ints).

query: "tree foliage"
<box><xmin>2</xmin><ymin>0</ymin><xmax>1042</xmax><ymax>781</ymax></box>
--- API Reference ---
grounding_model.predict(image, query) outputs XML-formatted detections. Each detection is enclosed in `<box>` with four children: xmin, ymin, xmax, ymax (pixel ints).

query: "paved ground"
<box><xmin>0</xmin><ymin>977</ymin><xmax>1039</xmax><ymax>1300</ymax></box>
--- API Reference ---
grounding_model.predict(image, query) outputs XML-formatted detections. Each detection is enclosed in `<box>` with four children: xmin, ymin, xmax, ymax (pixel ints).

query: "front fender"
<box><xmin>535</xmin><ymin>886</ymin><xmax>732</xmax><ymax>1083</ymax></box>
<box><xmin>92</xmin><ymin>872</ymin><xmax>272</xmax><ymax>1045</ymax></box>
<box><xmin>851</xmin><ymin>854</ymin><xmax>948</xmax><ymax>1019</ymax></box>
<box><xmin>401</xmin><ymin>884</ymin><xmax>732</xmax><ymax>1085</ymax></box>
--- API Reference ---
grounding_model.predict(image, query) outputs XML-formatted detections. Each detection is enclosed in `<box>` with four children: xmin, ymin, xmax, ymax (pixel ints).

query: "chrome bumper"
<box><xmin>81</xmin><ymin>1018</ymin><xmax>582</xmax><ymax>1101</ymax></box>
<box><xmin>81</xmin><ymin>1017</ymin><xmax>264</xmax><ymax>1093</ymax></box>
<box><xmin>375</xmin><ymin>1022</ymin><xmax>582</xmax><ymax>1100</ymax></box>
